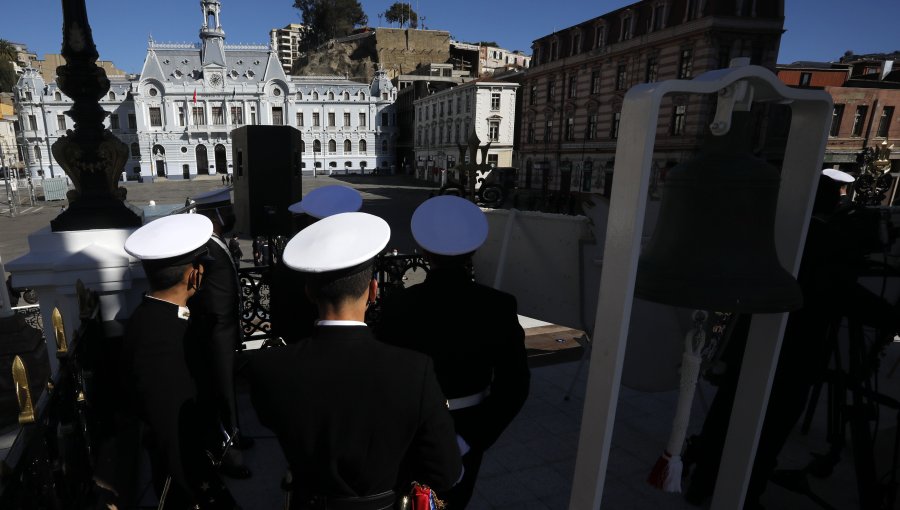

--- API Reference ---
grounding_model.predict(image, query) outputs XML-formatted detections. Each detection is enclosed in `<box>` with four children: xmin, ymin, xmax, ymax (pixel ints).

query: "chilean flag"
<box><xmin>192</xmin><ymin>89</ymin><xmax>197</xmax><ymax>103</ymax></box>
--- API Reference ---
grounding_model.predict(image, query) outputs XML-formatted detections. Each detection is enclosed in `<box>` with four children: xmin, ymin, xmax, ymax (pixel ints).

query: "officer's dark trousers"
<box><xmin>688</xmin><ymin>306</ymin><xmax>862</xmax><ymax>507</ymax></box>
<box><xmin>443</xmin><ymin>448</ymin><xmax>484</xmax><ymax>509</ymax></box>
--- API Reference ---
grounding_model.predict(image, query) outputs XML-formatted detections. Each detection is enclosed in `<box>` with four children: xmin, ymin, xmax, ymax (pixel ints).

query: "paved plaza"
<box><xmin>3</xmin><ymin>175</ymin><xmax>898</xmax><ymax>509</ymax></box>
<box><xmin>0</xmin><ymin>174</ymin><xmax>439</xmax><ymax>266</ymax></box>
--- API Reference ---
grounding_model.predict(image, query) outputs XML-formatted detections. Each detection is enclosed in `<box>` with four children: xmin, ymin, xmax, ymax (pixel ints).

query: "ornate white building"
<box><xmin>14</xmin><ymin>0</ymin><xmax>397</xmax><ymax>181</ymax></box>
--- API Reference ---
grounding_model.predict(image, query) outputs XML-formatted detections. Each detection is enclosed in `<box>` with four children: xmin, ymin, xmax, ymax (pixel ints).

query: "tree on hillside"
<box><xmin>384</xmin><ymin>2</ymin><xmax>418</xmax><ymax>29</ymax></box>
<box><xmin>0</xmin><ymin>62</ymin><xmax>16</xmax><ymax>93</ymax></box>
<box><xmin>0</xmin><ymin>40</ymin><xmax>16</xmax><ymax>62</ymax></box>
<box><xmin>293</xmin><ymin>0</ymin><xmax>368</xmax><ymax>48</ymax></box>
<box><xmin>0</xmin><ymin>40</ymin><xmax>18</xmax><ymax>93</ymax></box>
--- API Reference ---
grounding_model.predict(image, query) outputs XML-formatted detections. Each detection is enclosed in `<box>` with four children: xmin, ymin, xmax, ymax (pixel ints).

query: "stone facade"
<box><xmin>13</xmin><ymin>0</ymin><xmax>398</xmax><ymax>180</ymax></box>
<box><xmin>375</xmin><ymin>29</ymin><xmax>451</xmax><ymax>79</ymax></box>
<box><xmin>777</xmin><ymin>57</ymin><xmax>899</xmax><ymax>173</ymax></box>
<box><xmin>414</xmin><ymin>80</ymin><xmax>519</xmax><ymax>183</ymax></box>
<box><xmin>518</xmin><ymin>0</ymin><xmax>784</xmax><ymax>195</ymax></box>
<box><xmin>294</xmin><ymin>28</ymin><xmax>451</xmax><ymax>83</ymax></box>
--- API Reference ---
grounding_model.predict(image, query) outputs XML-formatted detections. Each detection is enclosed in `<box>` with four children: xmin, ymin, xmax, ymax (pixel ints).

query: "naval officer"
<box><xmin>376</xmin><ymin>195</ymin><xmax>530</xmax><ymax>509</ymax></box>
<box><xmin>123</xmin><ymin>214</ymin><xmax>239</xmax><ymax>509</ymax></box>
<box><xmin>247</xmin><ymin>212</ymin><xmax>462</xmax><ymax>509</ymax></box>
<box><xmin>270</xmin><ymin>184</ymin><xmax>364</xmax><ymax>343</ymax></box>
<box><xmin>823</xmin><ymin>167</ymin><xmax>855</xmax><ymax>206</ymax></box>
<box><xmin>186</xmin><ymin>187</ymin><xmax>252</xmax><ymax>479</ymax></box>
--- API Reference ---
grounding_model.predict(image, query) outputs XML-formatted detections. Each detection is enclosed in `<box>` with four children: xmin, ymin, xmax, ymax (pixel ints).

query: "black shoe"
<box><xmin>220</xmin><ymin>463</ymin><xmax>252</xmax><ymax>480</ymax></box>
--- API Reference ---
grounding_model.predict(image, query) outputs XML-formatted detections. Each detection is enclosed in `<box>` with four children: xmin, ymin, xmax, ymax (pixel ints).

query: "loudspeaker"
<box><xmin>231</xmin><ymin>126</ymin><xmax>303</xmax><ymax>237</ymax></box>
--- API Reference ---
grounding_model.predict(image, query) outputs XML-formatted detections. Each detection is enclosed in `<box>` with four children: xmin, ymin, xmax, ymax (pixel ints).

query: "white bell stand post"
<box><xmin>568</xmin><ymin>59</ymin><xmax>833</xmax><ymax>509</ymax></box>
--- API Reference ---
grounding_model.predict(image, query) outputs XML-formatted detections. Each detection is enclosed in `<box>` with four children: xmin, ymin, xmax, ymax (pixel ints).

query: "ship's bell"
<box><xmin>634</xmin><ymin>111</ymin><xmax>803</xmax><ymax>313</ymax></box>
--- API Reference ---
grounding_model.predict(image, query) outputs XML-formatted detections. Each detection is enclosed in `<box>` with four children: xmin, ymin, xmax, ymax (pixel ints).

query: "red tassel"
<box><xmin>647</xmin><ymin>451</ymin><xmax>671</xmax><ymax>489</ymax></box>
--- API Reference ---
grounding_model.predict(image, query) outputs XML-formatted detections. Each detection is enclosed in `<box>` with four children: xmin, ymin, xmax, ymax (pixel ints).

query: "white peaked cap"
<box><xmin>823</xmin><ymin>168</ymin><xmax>854</xmax><ymax>183</ymax></box>
<box><xmin>192</xmin><ymin>187</ymin><xmax>233</xmax><ymax>209</ymax></box>
<box><xmin>411</xmin><ymin>195</ymin><xmax>488</xmax><ymax>256</ymax></box>
<box><xmin>282</xmin><ymin>212</ymin><xmax>390</xmax><ymax>273</ymax></box>
<box><xmin>288</xmin><ymin>185</ymin><xmax>363</xmax><ymax>218</ymax></box>
<box><xmin>125</xmin><ymin>214</ymin><xmax>213</xmax><ymax>261</ymax></box>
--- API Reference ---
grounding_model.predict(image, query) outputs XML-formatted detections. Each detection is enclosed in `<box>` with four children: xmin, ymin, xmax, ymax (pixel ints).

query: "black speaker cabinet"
<box><xmin>231</xmin><ymin>126</ymin><xmax>303</xmax><ymax>237</ymax></box>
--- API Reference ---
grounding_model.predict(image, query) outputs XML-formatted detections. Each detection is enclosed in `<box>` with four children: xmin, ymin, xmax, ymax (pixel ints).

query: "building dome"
<box><xmin>16</xmin><ymin>68</ymin><xmax>46</xmax><ymax>99</ymax></box>
<box><xmin>370</xmin><ymin>68</ymin><xmax>395</xmax><ymax>100</ymax></box>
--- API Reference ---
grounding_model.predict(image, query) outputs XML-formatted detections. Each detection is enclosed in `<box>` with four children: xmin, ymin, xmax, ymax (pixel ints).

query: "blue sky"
<box><xmin>2</xmin><ymin>0</ymin><xmax>898</xmax><ymax>74</ymax></box>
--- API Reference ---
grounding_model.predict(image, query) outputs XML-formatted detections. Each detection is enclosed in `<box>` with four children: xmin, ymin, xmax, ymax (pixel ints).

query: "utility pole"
<box><xmin>39</xmin><ymin>94</ymin><xmax>55</xmax><ymax>178</ymax></box>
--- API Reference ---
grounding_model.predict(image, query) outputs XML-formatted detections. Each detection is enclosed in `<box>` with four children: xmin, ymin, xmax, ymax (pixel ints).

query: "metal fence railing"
<box><xmin>238</xmin><ymin>252</ymin><xmax>433</xmax><ymax>347</ymax></box>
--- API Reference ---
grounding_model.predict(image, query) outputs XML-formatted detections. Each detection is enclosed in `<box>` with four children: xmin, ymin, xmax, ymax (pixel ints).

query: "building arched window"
<box><xmin>54</xmin><ymin>91</ymin><xmax>62</xmax><ymax>101</ymax></box>
<box><xmin>328</xmin><ymin>139</ymin><xmax>337</xmax><ymax>153</ymax></box>
<box><xmin>312</xmin><ymin>91</ymin><xmax>319</xmax><ymax>100</ymax></box>
<box><xmin>301</xmin><ymin>140</ymin><xmax>306</xmax><ymax>152</ymax></box>
<box><xmin>344</xmin><ymin>139</ymin><xmax>352</xmax><ymax>153</ymax></box>
<box><xmin>381</xmin><ymin>140</ymin><xmax>388</xmax><ymax>153</ymax></box>
<box><xmin>297</xmin><ymin>91</ymin><xmax>303</xmax><ymax>100</ymax></box>
<box><xmin>313</xmin><ymin>139</ymin><xmax>321</xmax><ymax>152</ymax></box>
<box><xmin>328</xmin><ymin>92</ymin><xmax>335</xmax><ymax>101</ymax></box>
<box><xmin>358</xmin><ymin>91</ymin><xmax>366</xmax><ymax>100</ymax></box>
<box><xmin>359</xmin><ymin>139</ymin><xmax>367</xmax><ymax>153</ymax></box>
<box><xmin>130</xmin><ymin>142</ymin><xmax>140</xmax><ymax>158</ymax></box>
<box><xmin>343</xmin><ymin>91</ymin><xmax>350</xmax><ymax>100</ymax></box>
<box><xmin>108</xmin><ymin>91</ymin><xmax>115</xmax><ymax>101</ymax></box>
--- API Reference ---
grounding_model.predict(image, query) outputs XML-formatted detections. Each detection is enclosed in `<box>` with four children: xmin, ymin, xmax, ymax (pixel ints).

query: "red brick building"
<box><xmin>777</xmin><ymin>54</ymin><xmax>899</xmax><ymax>176</ymax></box>
<box><xmin>517</xmin><ymin>0</ymin><xmax>784</xmax><ymax>195</ymax></box>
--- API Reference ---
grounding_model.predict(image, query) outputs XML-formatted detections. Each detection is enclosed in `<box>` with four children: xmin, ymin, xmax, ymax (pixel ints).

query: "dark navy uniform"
<box><xmin>247</xmin><ymin>324</ymin><xmax>461</xmax><ymax>507</ymax></box>
<box><xmin>268</xmin><ymin>259</ymin><xmax>318</xmax><ymax>343</ymax></box>
<box><xmin>125</xmin><ymin>296</ymin><xmax>237</xmax><ymax>509</ymax></box>
<box><xmin>376</xmin><ymin>266</ymin><xmax>530</xmax><ymax>507</ymax></box>
<box><xmin>187</xmin><ymin>236</ymin><xmax>241</xmax><ymax>439</ymax></box>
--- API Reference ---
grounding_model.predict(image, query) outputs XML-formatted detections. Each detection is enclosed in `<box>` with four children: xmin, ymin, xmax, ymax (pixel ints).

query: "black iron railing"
<box><xmin>238</xmin><ymin>267</ymin><xmax>274</xmax><ymax>346</ymax></box>
<box><xmin>12</xmin><ymin>305</ymin><xmax>44</xmax><ymax>333</ymax></box>
<box><xmin>0</xmin><ymin>288</ymin><xmax>103</xmax><ymax>508</ymax></box>
<box><xmin>238</xmin><ymin>253</ymin><xmax>432</xmax><ymax>345</ymax></box>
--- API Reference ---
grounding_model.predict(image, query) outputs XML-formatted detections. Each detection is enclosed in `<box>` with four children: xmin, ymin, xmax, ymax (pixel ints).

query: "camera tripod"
<box><xmin>797</xmin><ymin>308</ymin><xmax>900</xmax><ymax>510</ymax></box>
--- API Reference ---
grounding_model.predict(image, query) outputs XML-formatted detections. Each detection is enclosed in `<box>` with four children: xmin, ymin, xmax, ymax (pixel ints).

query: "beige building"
<box><xmin>34</xmin><ymin>54</ymin><xmax>127</xmax><ymax>84</ymax></box>
<box><xmin>450</xmin><ymin>41</ymin><xmax>531</xmax><ymax>77</ymax></box>
<box><xmin>270</xmin><ymin>23</ymin><xmax>305</xmax><ymax>75</ymax></box>
<box><xmin>7</xmin><ymin>42</ymin><xmax>38</xmax><ymax>75</ymax></box>
<box><xmin>3</xmin><ymin>42</ymin><xmax>126</xmax><ymax>83</ymax></box>
<box><xmin>518</xmin><ymin>0</ymin><xmax>784</xmax><ymax>195</ymax></box>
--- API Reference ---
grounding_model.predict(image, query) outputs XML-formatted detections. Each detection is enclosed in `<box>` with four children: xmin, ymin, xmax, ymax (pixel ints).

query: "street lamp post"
<box><xmin>437</xmin><ymin>150</ymin><xmax>446</xmax><ymax>187</ymax></box>
<box><xmin>27</xmin><ymin>103</ymin><xmax>44</xmax><ymax>179</ymax></box>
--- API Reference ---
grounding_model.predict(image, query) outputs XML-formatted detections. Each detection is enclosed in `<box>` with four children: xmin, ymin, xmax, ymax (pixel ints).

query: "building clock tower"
<box><xmin>200</xmin><ymin>0</ymin><xmax>226</xmax><ymax>87</ymax></box>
